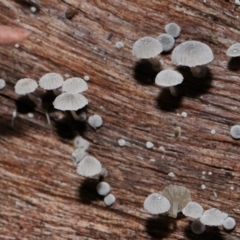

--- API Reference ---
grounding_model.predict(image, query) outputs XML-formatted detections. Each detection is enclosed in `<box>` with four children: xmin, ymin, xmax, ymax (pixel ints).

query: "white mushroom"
<box><xmin>226</xmin><ymin>43</ymin><xmax>240</xmax><ymax>57</ymax></box>
<box><xmin>230</xmin><ymin>125</ymin><xmax>240</xmax><ymax>139</ymax></box>
<box><xmin>165</xmin><ymin>22</ymin><xmax>181</xmax><ymax>38</ymax></box>
<box><xmin>157</xmin><ymin>34</ymin><xmax>175</xmax><ymax>52</ymax></box>
<box><xmin>143</xmin><ymin>193</ymin><xmax>171</xmax><ymax>215</ymax></box>
<box><xmin>39</xmin><ymin>73</ymin><xmax>64</xmax><ymax>95</ymax></box>
<box><xmin>162</xmin><ymin>184</ymin><xmax>191</xmax><ymax>218</ymax></box>
<box><xmin>222</xmin><ymin>217</ymin><xmax>236</xmax><ymax>230</ymax></box>
<box><xmin>182</xmin><ymin>201</ymin><xmax>204</xmax><ymax>219</ymax></box>
<box><xmin>155</xmin><ymin>69</ymin><xmax>183</xmax><ymax>96</ymax></box>
<box><xmin>97</xmin><ymin>182</ymin><xmax>111</xmax><ymax>196</ymax></box>
<box><xmin>200</xmin><ymin>208</ymin><xmax>228</xmax><ymax>226</ymax></box>
<box><xmin>14</xmin><ymin>78</ymin><xmax>40</xmax><ymax>105</ymax></box>
<box><xmin>132</xmin><ymin>36</ymin><xmax>163</xmax><ymax>71</ymax></box>
<box><xmin>191</xmin><ymin>219</ymin><xmax>206</xmax><ymax>234</ymax></box>
<box><xmin>0</xmin><ymin>79</ymin><xmax>6</xmax><ymax>90</ymax></box>
<box><xmin>71</xmin><ymin>148</ymin><xmax>86</xmax><ymax>165</ymax></box>
<box><xmin>104</xmin><ymin>194</ymin><xmax>116</xmax><ymax>206</ymax></box>
<box><xmin>53</xmin><ymin>93</ymin><xmax>88</xmax><ymax>120</ymax></box>
<box><xmin>73</xmin><ymin>136</ymin><xmax>90</xmax><ymax>150</ymax></box>
<box><xmin>62</xmin><ymin>77</ymin><xmax>88</xmax><ymax>94</ymax></box>
<box><xmin>76</xmin><ymin>156</ymin><xmax>102</xmax><ymax>177</ymax></box>
<box><xmin>88</xmin><ymin>114</ymin><xmax>103</xmax><ymax>129</ymax></box>
<box><xmin>171</xmin><ymin>41</ymin><xmax>214</xmax><ymax>78</ymax></box>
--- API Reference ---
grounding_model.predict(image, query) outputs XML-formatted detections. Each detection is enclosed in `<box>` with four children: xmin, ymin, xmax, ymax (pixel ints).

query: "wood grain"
<box><xmin>0</xmin><ymin>0</ymin><xmax>240</xmax><ymax>239</ymax></box>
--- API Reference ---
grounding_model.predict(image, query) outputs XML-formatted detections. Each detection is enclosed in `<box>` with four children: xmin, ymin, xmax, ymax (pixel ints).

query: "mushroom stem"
<box><xmin>70</xmin><ymin>110</ymin><xmax>82</xmax><ymax>121</ymax></box>
<box><xmin>27</xmin><ymin>93</ymin><xmax>41</xmax><ymax>106</ymax></box>
<box><xmin>190</xmin><ymin>66</ymin><xmax>208</xmax><ymax>78</ymax></box>
<box><xmin>148</xmin><ymin>57</ymin><xmax>161</xmax><ymax>71</ymax></box>
<box><xmin>45</xmin><ymin>112</ymin><xmax>52</xmax><ymax>127</ymax></box>
<box><xmin>11</xmin><ymin>109</ymin><xmax>17</xmax><ymax>128</ymax></box>
<box><xmin>170</xmin><ymin>200</ymin><xmax>178</xmax><ymax>218</ymax></box>
<box><xmin>53</xmin><ymin>89</ymin><xmax>62</xmax><ymax>96</ymax></box>
<box><xmin>169</xmin><ymin>86</ymin><xmax>178</xmax><ymax>97</ymax></box>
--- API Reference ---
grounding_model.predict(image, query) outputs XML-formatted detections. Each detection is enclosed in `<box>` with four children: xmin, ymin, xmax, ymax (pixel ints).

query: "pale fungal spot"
<box><xmin>15</xmin><ymin>43</ymin><xmax>19</xmax><ymax>48</ymax></box>
<box><xmin>88</xmin><ymin>114</ymin><xmax>103</xmax><ymax>129</ymax></box>
<box><xmin>236</xmin><ymin>0</ymin><xmax>240</xmax><ymax>6</ymax></box>
<box><xmin>146</xmin><ymin>141</ymin><xmax>154</xmax><ymax>149</ymax></box>
<box><xmin>64</xmin><ymin>73</ymin><xmax>70</xmax><ymax>78</ymax></box>
<box><xmin>159</xmin><ymin>146</ymin><xmax>165</xmax><ymax>152</ymax></box>
<box><xmin>201</xmin><ymin>184</ymin><xmax>206</xmax><ymax>190</ymax></box>
<box><xmin>104</xmin><ymin>194</ymin><xmax>116</xmax><ymax>206</ymax></box>
<box><xmin>0</xmin><ymin>79</ymin><xmax>6</xmax><ymax>90</ymax></box>
<box><xmin>230</xmin><ymin>125</ymin><xmax>240</xmax><ymax>139</ymax></box>
<box><xmin>150</xmin><ymin>158</ymin><xmax>156</xmax><ymax>162</ymax></box>
<box><xmin>181</xmin><ymin>112</ymin><xmax>187</xmax><ymax>118</ymax></box>
<box><xmin>30</xmin><ymin>6</ymin><xmax>37</xmax><ymax>13</ymax></box>
<box><xmin>97</xmin><ymin>182</ymin><xmax>111</xmax><ymax>196</ymax></box>
<box><xmin>213</xmin><ymin>191</ymin><xmax>218</xmax><ymax>198</ymax></box>
<box><xmin>202</xmin><ymin>171</ymin><xmax>206</xmax><ymax>175</ymax></box>
<box><xmin>208</xmin><ymin>171</ymin><xmax>212</xmax><ymax>175</ymax></box>
<box><xmin>191</xmin><ymin>219</ymin><xmax>206</xmax><ymax>234</ymax></box>
<box><xmin>174</xmin><ymin>126</ymin><xmax>181</xmax><ymax>138</ymax></box>
<box><xmin>182</xmin><ymin>201</ymin><xmax>204</xmax><ymax>219</ymax></box>
<box><xmin>226</xmin><ymin>43</ymin><xmax>240</xmax><ymax>57</ymax></box>
<box><xmin>115</xmin><ymin>41</ymin><xmax>124</xmax><ymax>49</ymax></box>
<box><xmin>168</xmin><ymin>172</ymin><xmax>175</xmax><ymax>177</ymax></box>
<box><xmin>118</xmin><ymin>139</ymin><xmax>126</xmax><ymax>147</ymax></box>
<box><xmin>74</xmin><ymin>136</ymin><xmax>90</xmax><ymax>150</ymax></box>
<box><xmin>222</xmin><ymin>217</ymin><xmax>236</xmax><ymax>230</ymax></box>
<box><xmin>230</xmin><ymin>186</ymin><xmax>234</xmax><ymax>190</ymax></box>
<box><xmin>83</xmin><ymin>75</ymin><xmax>90</xmax><ymax>81</ymax></box>
<box><xmin>27</xmin><ymin>113</ymin><xmax>34</xmax><ymax>118</ymax></box>
<box><xmin>100</xmin><ymin>168</ymin><xmax>108</xmax><ymax>177</ymax></box>
<box><xmin>211</xmin><ymin>129</ymin><xmax>216</xmax><ymax>135</ymax></box>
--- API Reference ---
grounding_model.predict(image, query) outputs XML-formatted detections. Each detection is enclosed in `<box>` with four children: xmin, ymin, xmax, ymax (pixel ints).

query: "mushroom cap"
<box><xmin>182</xmin><ymin>201</ymin><xmax>204</xmax><ymax>219</ymax></box>
<box><xmin>0</xmin><ymin>79</ymin><xmax>6</xmax><ymax>90</ymax></box>
<box><xmin>200</xmin><ymin>208</ymin><xmax>228</xmax><ymax>226</ymax></box>
<box><xmin>62</xmin><ymin>77</ymin><xmax>88</xmax><ymax>94</ymax></box>
<box><xmin>15</xmin><ymin>78</ymin><xmax>38</xmax><ymax>95</ymax></box>
<box><xmin>222</xmin><ymin>217</ymin><xmax>236</xmax><ymax>230</ymax></box>
<box><xmin>230</xmin><ymin>125</ymin><xmax>240</xmax><ymax>139</ymax></box>
<box><xmin>162</xmin><ymin>184</ymin><xmax>191</xmax><ymax>218</ymax></box>
<box><xmin>191</xmin><ymin>219</ymin><xmax>206</xmax><ymax>235</ymax></box>
<box><xmin>39</xmin><ymin>73</ymin><xmax>64</xmax><ymax>90</ymax></box>
<box><xmin>97</xmin><ymin>182</ymin><xmax>111</xmax><ymax>196</ymax></box>
<box><xmin>171</xmin><ymin>41</ymin><xmax>214</xmax><ymax>67</ymax></box>
<box><xmin>157</xmin><ymin>34</ymin><xmax>175</xmax><ymax>52</ymax></box>
<box><xmin>71</xmin><ymin>148</ymin><xmax>86</xmax><ymax>165</ymax></box>
<box><xmin>76</xmin><ymin>156</ymin><xmax>102</xmax><ymax>177</ymax></box>
<box><xmin>132</xmin><ymin>36</ymin><xmax>163</xmax><ymax>59</ymax></box>
<box><xmin>53</xmin><ymin>93</ymin><xmax>88</xmax><ymax>111</ymax></box>
<box><xmin>226</xmin><ymin>43</ymin><xmax>240</xmax><ymax>57</ymax></box>
<box><xmin>73</xmin><ymin>136</ymin><xmax>90</xmax><ymax>150</ymax></box>
<box><xmin>88</xmin><ymin>114</ymin><xmax>103</xmax><ymax>129</ymax></box>
<box><xmin>143</xmin><ymin>193</ymin><xmax>171</xmax><ymax>215</ymax></box>
<box><xmin>155</xmin><ymin>69</ymin><xmax>183</xmax><ymax>87</ymax></box>
<box><xmin>165</xmin><ymin>22</ymin><xmax>181</xmax><ymax>38</ymax></box>
<box><xmin>104</xmin><ymin>194</ymin><xmax>116</xmax><ymax>206</ymax></box>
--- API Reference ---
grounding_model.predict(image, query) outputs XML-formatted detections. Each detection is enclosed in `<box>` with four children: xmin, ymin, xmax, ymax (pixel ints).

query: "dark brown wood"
<box><xmin>0</xmin><ymin>0</ymin><xmax>240</xmax><ymax>239</ymax></box>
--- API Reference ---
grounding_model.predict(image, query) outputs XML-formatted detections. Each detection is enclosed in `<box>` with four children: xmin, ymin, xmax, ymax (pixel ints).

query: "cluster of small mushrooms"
<box><xmin>144</xmin><ymin>185</ymin><xmax>236</xmax><ymax>234</ymax></box>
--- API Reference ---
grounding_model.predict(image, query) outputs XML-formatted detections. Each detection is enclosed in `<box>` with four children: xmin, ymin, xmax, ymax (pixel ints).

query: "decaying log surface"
<box><xmin>0</xmin><ymin>0</ymin><xmax>240</xmax><ymax>239</ymax></box>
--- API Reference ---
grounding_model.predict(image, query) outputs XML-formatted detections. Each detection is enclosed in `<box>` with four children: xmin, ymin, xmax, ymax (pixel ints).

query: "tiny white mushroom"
<box><xmin>118</xmin><ymin>139</ymin><xmax>126</xmax><ymax>146</ymax></box>
<box><xmin>115</xmin><ymin>41</ymin><xmax>124</xmax><ymax>49</ymax></box>
<box><xmin>0</xmin><ymin>79</ymin><xmax>6</xmax><ymax>90</ymax></box>
<box><xmin>172</xmin><ymin>41</ymin><xmax>214</xmax><ymax>78</ymax></box>
<box><xmin>146</xmin><ymin>141</ymin><xmax>154</xmax><ymax>149</ymax></box>
<box><xmin>53</xmin><ymin>93</ymin><xmax>88</xmax><ymax>120</ymax></box>
<box><xmin>73</xmin><ymin>136</ymin><xmax>90</xmax><ymax>150</ymax></box>
<box><xmin>230</xmin><ymin>125</ymin><xmax>240</xmax><ymax>139</ymax></box>
<box><xmin>143</xmin><ymin>193</ymin><xmax>171</xmax><ymax>215</ymax></box>
<box><xmin>222</xmin><ymin>217</ymin><xmax>236</xmax><ymax>230</ymax></box>
<box><xmin>132</xmin><ymin>36</ymin><xmax>163</xmax><ymax>71</ymax></box>
<box><xmin>200</xmin><ymin>208</ymin><xmax>228</xmax><ymax>226</ymax></box>
<box><xmin>62</xmin><ymin>77</ymin><xmax>88</xmax><ymax>94</ymax></box>
<box><xmin>226</xmin><ymin>43</ymin><xmax>240</xmax><ymax>57</ymax></box>
<box><xmin>97</xmin><ymin>182</ymin><xmax>111</xmax><ymax>196</ymax></box>
<box><xmin>191</xmin><ymin>219</ymin><xmax>206</xmax><ymax>235</ymax></box>
<box><xmin>157</xmin><ymin>33</ymin><xmax>175</xmax><ymax>52</ymax></box>
<box><xmin>71</xmin><ymin>148</ymin><xmax>86</xmax><ymax>165</ymax></box>
<box><xmin>174</xmin><ymin>126</ymin><xmax>181</xmax><ymax>138</ymax></box>
<box><xmin>104</xmin><ymin>194</ymin><xmax>116</xmax><ymax>206</ymax></box>
<box><xmin>88</xmin><ymin>114</ymin><xmax>103</xmax><ymax>129</ymax></box>
<box><xmin>155</xmin><ymin>69</ymin><xmax>183</xmax><ymax>96</ymax></box>
<box><xmin>14</xmin><ymin>78</ymin><xmax>40</xmax><ymax>105</ymax></box>
<box><xmin>181</xmin><ymin>112</ymin><xmax>187</xmax><ymax>118</ymax></box>
<box><xmin>182</xmin><ymin>201</ymin><xmax>204</xmax><ymax>219</ymax></box>
<box><xmin>76</xmin><ymin>156</ymin><xmax>102</xmax><ymax>177</ymax></box>
<box><xmin>83</xmin><ymin>75</ymin><xmax>90</xmax><ymax>81</ymax></box>
<box><xmin>165</xmin><ymin>22</ymin><xmax>181</xmax><ymax>38</ymax></box>
<box><xmin>168</xmin><ymin>172</ymin><xmax>175</xmax><ymax>177</ymax></box>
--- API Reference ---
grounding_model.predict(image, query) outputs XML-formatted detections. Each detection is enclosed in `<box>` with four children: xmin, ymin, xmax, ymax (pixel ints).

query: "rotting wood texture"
<box><xmin>0</xmin><ymin>0</ymin><xmax>240</xmax><ymax>239</ymax></box>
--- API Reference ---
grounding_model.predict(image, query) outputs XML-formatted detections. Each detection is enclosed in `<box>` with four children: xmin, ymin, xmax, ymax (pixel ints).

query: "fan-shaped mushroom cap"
<box><xmin>200</xmin><ymin>208</ymin><xmax>228</xmax><ymax>226</ymax></box>
<box><xmin>191</xmin><ymin>219</ymin><xmax>206</xmax><ymax>234</ymax></box>
<box><xmin>15</xmin><ymin>78</ymin><xmax>38</xmax><ymax>95</ymax></box>
<box><xmin>155</xmin><ymin>69</ymin><xmax>183</xmax><ymax>87</ymax></box>
<box><xmin>143</xmin><ymin>193</ymin><xmax>171</xmax><ymax>215</ymax></box>
<box><xmin>62</xmin><ymin>77</ymin><xmax>88</xmax><ymax>94</ymax></box>
<box><xmin>182</xmin><ymin>201</ymin><xmax>204</xmax><ymax>219</ymax></box>
<box><xmin>76</xmin><ymin>156</ymin><xmax>102</xmax><ymax>177</ymax></box>
<box><xmin>97</xmin><ymin>182</ymin><xmax>111</xmax><ymax>196</ymax></box>
<box><xmin>73</xmin><ymin>136</ymin><xmax>90</xmax><ymax>150</ymax></box>
<box><xmin>53</xmin><ymin>93</ymin><xmax>88</xmax><ymax>111</ymax></box>
<box><xmin>157</xmin><ymin>34</ymin><xmax>175</xmax><ymax>52</ymax></box>
<box><xmin>39</xmin><ymin>73</ymin><xmax>64</xmax><ymax>90</ymax></box>
<box><xmin>132</xmin><ymin>36</ymin><xmax>163</xmax><ymax>59</ymax></box>
<box><xmin>165</xmin><ymin>23</ymin><xmax>181</xmax><ymax>38</ymax></box>
<box><xmin>226</xmin><ymin>43</ymin><xmax>240</xmax><ymax>57</ymax></box>
<box><xmin>222</xmin><ymin>217</ymin><xmax>236</xmax><ymax>230</ymax></box>
<box><xmin>171</xmin><ymin>41</ymin><xmax>214</xmax><ymax>67</ymax></box>
<box><xmin>230</xmin><ymin>125</ymin><xmax>240</xmax><ymax>139</ymax></box>
<box><xmin>162</xmin><ymin>184</ymin><xmax>191</xmax><ymax>218</ymax></box>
